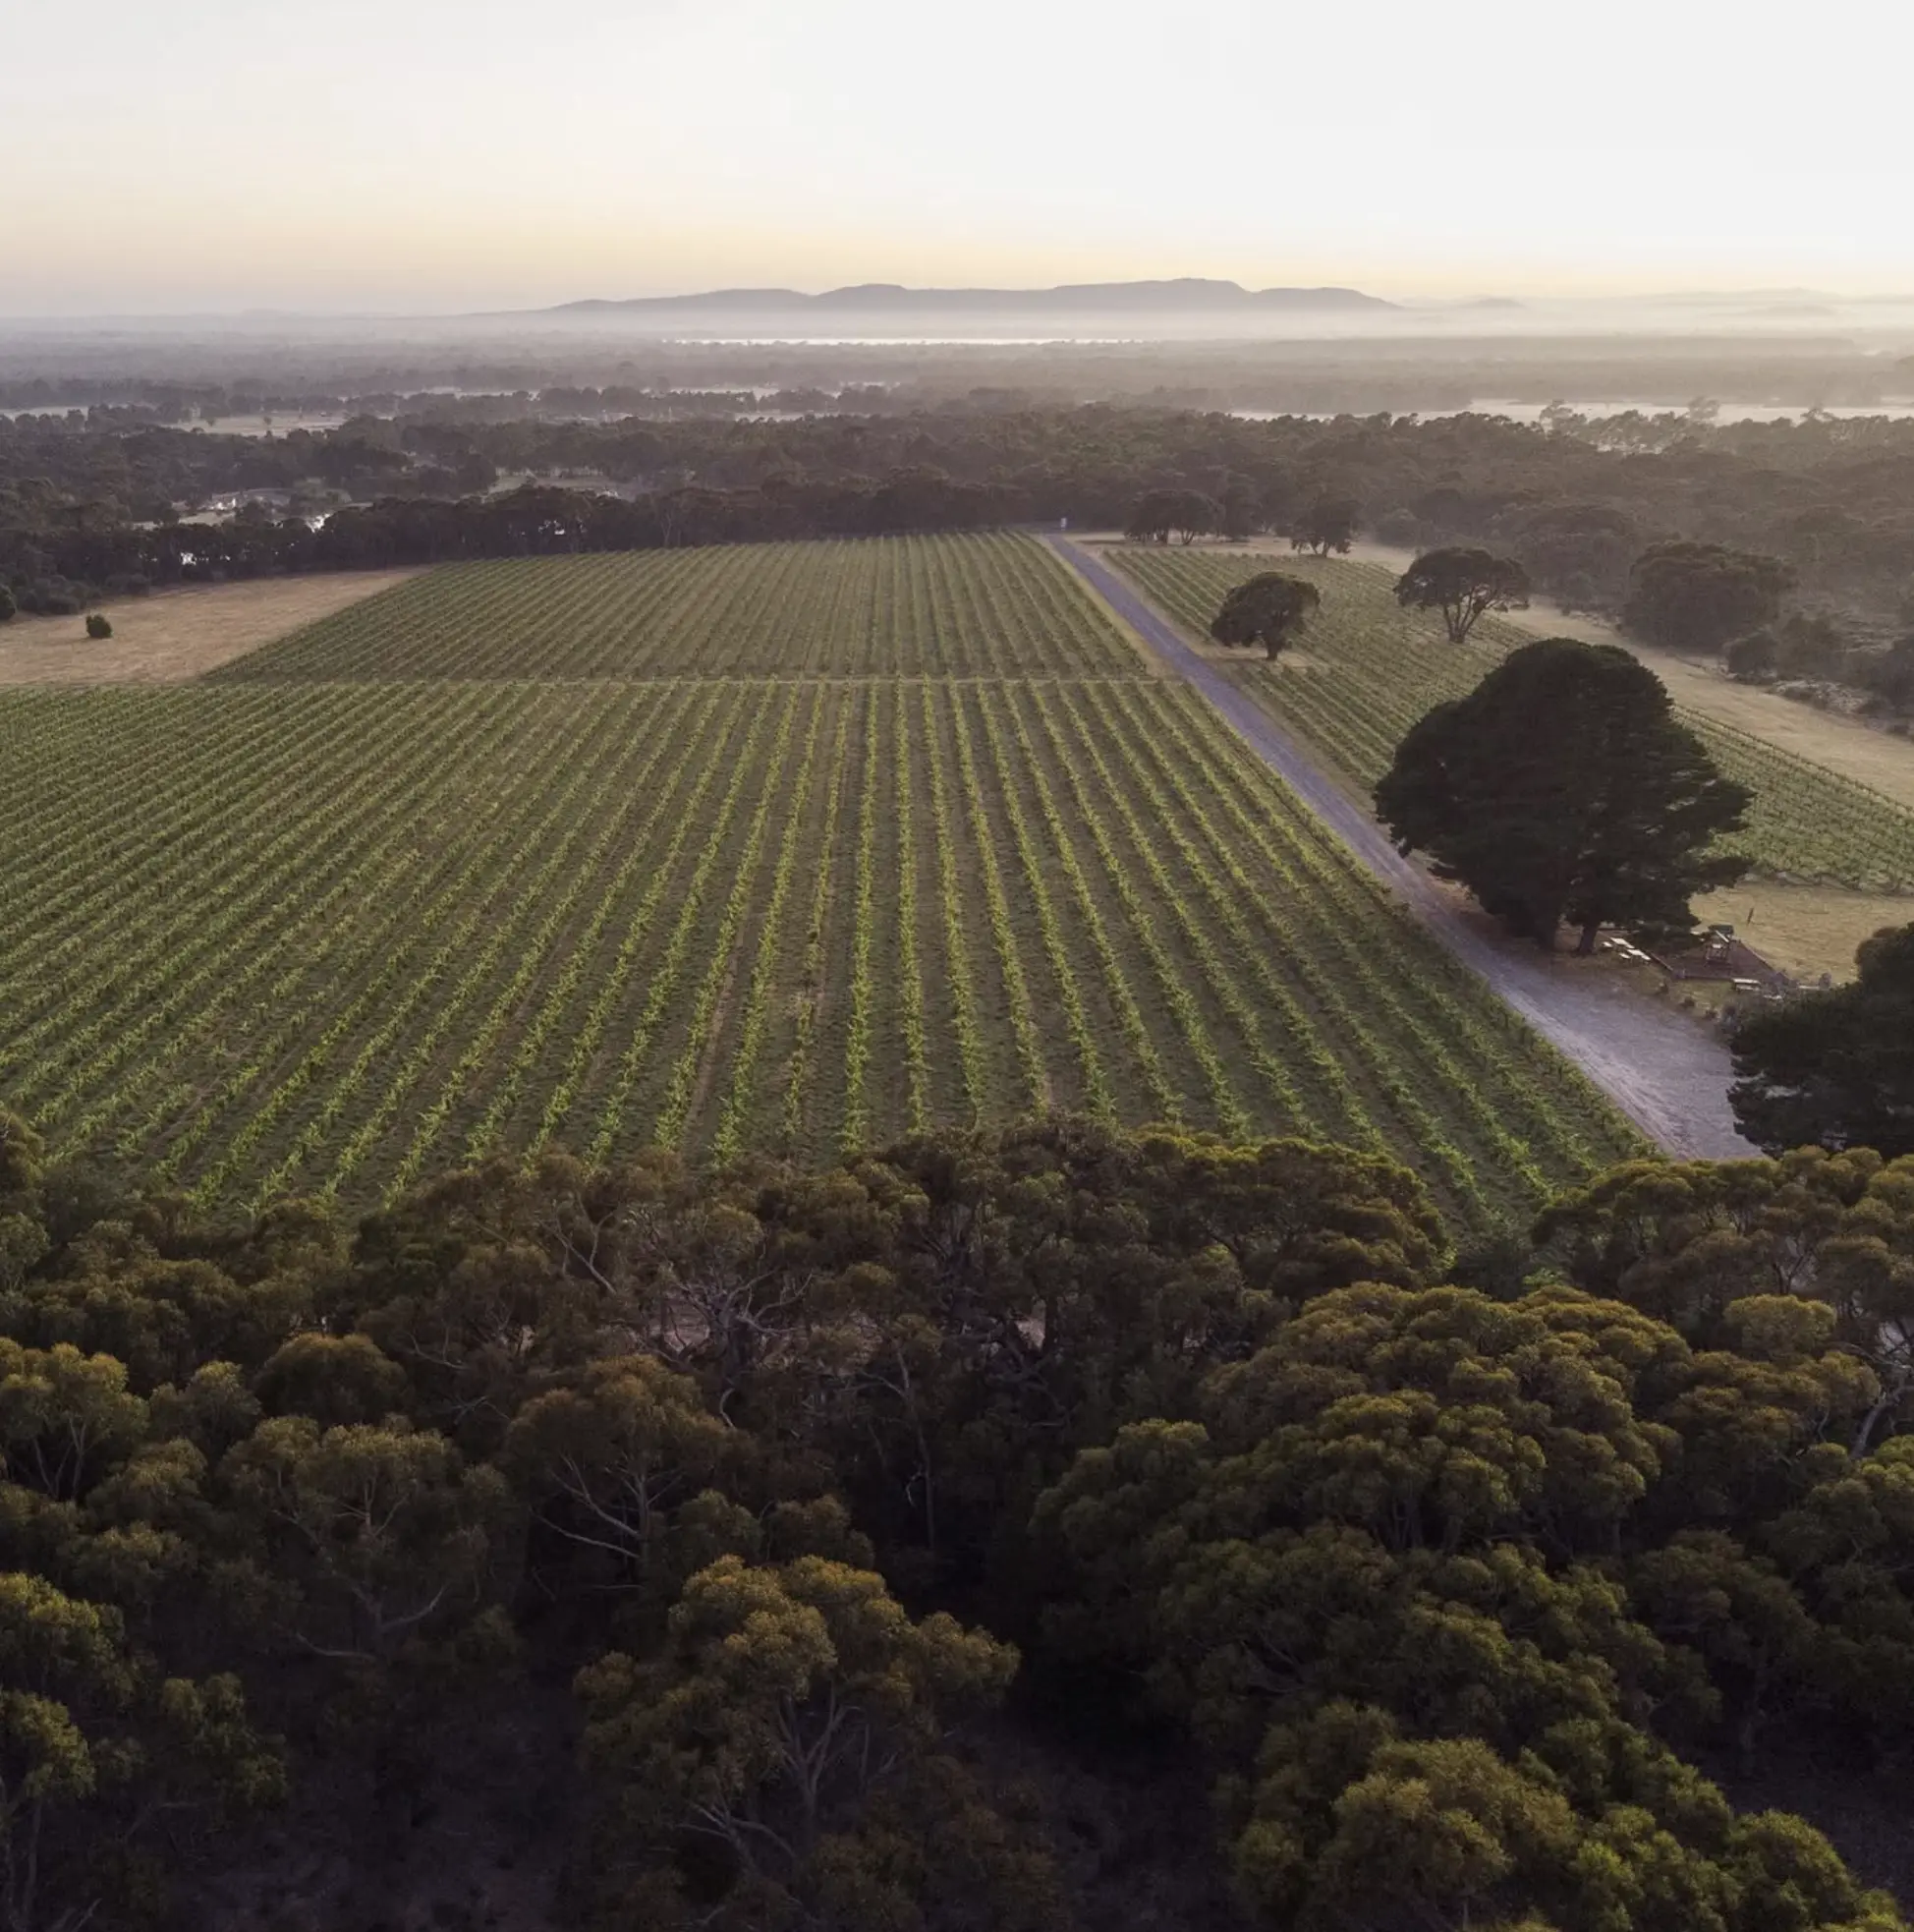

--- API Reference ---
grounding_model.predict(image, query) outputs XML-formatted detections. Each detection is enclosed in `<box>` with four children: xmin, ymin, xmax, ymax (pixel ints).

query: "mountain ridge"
<box><xmin>537</xmin><ymin>277</ymin><xmax>1397</xmax><ymax>317</ymax></box>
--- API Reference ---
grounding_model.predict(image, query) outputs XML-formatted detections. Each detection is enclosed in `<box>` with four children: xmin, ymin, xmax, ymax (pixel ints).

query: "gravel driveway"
<box><xmin>1051</xmin><ymin>537</ymin><xmax>1756</xmax><ymax>1160</ymax></box>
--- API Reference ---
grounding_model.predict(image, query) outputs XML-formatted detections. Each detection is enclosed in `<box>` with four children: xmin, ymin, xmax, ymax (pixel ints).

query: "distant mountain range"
<box><xmin>535</xmin><ymin>278</ymin><xmax>1397</xmax><ymax>319</ymax></box>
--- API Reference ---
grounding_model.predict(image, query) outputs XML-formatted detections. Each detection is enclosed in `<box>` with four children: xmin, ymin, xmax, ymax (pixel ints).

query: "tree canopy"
<box><xmin>1724</xmin><ymin>629</ymin><xmax>1782</xmax><ymax>681</ymax></box>
<box><xmin>3</xmin><ymin>1103</ymin><xmax>1914</xmax><ymax>1928</ymax></box>
<box><xmin>1623</xmin><ymin>541</ymin><xmax>1799</xmax><ymax>654</ymax></box>
<box><xmin>1289</xmin><ymin>494</ymin><xmax>1359</xmax><ymax>556</ymax></box>
<box><xmin>1375</xmin><ymin>637</ymin><xmax>1752</xmax><ymax>952</ymax></box>
<box><xmin>1394</xmin><ymin>546</ymin><xmax>1532</xmax><ymax>644</ymax></box>
<box><xmin>1125</xmin><ymin>486</ymin><xmax>1220</xmax><ymax>545</ymax></box>
<box><xmin>1208</xmin><ymin>571</ymin><xmax>1322</xmax><ymax>660</ymax></box>
<box><xmin>1730</xmin><ymin>923</ymin><xmax>1914</xmax><ymax>1157</ymax></box>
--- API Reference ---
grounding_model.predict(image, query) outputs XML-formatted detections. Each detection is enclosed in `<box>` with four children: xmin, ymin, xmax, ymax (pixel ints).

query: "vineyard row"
<box><xmin>216</xmin><ymin>531</ymin><xmax>1156</xmax><ymax>681</ymax></box>
<box><xmin>0</xmin><ymin>676</ymin><xmax>1645</xmax><ymax>1222</ymax></box>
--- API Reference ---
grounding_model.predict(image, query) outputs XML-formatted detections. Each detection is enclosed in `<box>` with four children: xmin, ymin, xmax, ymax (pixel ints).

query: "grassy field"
<box><xmin>1110</xmin><ymin>545</ymin><xmax>1914</xmax><ymax>896</ymax></box>
<box><xmin>0</xmin><ymin>534</ymin><xmax>1646</xmax><ymax>1222</ymax></box>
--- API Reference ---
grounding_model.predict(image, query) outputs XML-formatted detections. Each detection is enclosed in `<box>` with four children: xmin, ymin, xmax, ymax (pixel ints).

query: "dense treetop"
<box><xmin>5</xmin><ymin>1104</ymin><xmax>1914</xmax><ymax>1927</ymax></box>
<box><xmin>1623</xmin><ymin>541</ymin><xmax>1799</xmax><ymax>653</ymax></box>
<box><xmin>1375</xmin><ymin>637</ymin><xmax>1752</xmax><ymax>952</ymax></box>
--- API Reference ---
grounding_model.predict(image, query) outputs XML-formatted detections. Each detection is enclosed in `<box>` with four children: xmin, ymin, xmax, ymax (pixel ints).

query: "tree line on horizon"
<box><xmin>6</xmin><ymin>403</ymin><xmax>1914</xmax><ymax>669</ymax></box>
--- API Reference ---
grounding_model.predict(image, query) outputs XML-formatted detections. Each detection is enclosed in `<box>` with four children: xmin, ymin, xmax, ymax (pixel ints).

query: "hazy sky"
<box><xmin>6</xmin><ymin>0</ymin><xmax>1909</xmax><ymax>313</ymax></box>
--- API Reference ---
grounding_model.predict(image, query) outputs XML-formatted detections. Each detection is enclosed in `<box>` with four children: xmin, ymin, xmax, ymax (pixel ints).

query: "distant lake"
<box><xmin>664</xmin><ymin>336</ymin><xmax>1142</xmax><ymax>348</ymax></box>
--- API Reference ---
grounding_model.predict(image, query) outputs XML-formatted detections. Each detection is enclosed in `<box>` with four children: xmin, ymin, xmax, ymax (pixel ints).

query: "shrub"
<box><xmin>1860</xmin><ymin>637</ymin><xmax>1914</xmax><ymax>710</ymax></box>
<box><xmin>0</xmin><ymin>586</ymin><xmax>15</xmax><ymax>622</ymax></box>
<box><xmin>1774</xmin><ymin>610</ymin><xmax>1848</xmax><ymax>679</ymax></box>
<box><xmin>22</xmin><ymin>579</ymin><xmax>84</xmax><ymax>616</ymax></box>
<box><xmin>85</xmin><ymin>613</ymin><xmax>113</xmax><ymax>640</ymax></box>
<box><xmin>1724</xmin><ymin>630</ymin><xmax>1780</xmax><ymax>681</ymax></box>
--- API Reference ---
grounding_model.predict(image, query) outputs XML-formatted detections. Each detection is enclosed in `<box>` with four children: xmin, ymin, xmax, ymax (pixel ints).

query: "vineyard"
<box><xmin>217</xmin><ymin>531</ymin><xmax>1151</xmax><ymax>680</ymax></box>
<box><xmin>1</xmin><ymin>534</ymin><xmax>1648</xmax><ymax>1222</ymax></box>
<box><xmin>1111</xmin><ymin>545</ymin><xmax>1914</xmax><ymax>893</ymax></box>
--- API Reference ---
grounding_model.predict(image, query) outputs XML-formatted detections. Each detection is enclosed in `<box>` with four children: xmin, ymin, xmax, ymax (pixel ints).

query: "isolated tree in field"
<box><xmin>1375</xmin><ymin>637</ymin><xmax>1752</xmax><ymax>953</ymax></box>
<box><xmin>1623</xmin><ymin>541</ymin><xmax>1797</xmax><ymax>654</ymax></box>
<box><xmin>1289</xmin><ymin>494</ymin><xmax>1358</xmax><ymax>556</ymax></box>
<box><xmin>1126</xmin><ymin>487</ymin><xmax>1219</xmax><ymax>545</ymax></box>
<box><xmin>1729</xmin><ymin>923</ymin><xmax>1914</xmax><ymax>1157</ymax></box>
<box><xmin>1209</xmin><ymin>572</ymin><xmax>1321</xmax><ymax>660</ymax></box>
<box><xmin>1168</xmin><ymin>489</ymin><xmax>1219</xmax><ymax>543</ymax></box>
<box><xmin>1393</xmin><ymin>547</ymin><xmax>1531</xmax><ymax>644</ymax></box>
<box><xmin>84</xmin><ymin>613</ymin><xmax>112</xmax><ymax>640</ymax></box>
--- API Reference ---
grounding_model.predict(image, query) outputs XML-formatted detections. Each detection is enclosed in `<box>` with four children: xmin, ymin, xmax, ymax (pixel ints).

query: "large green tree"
<box><xmin>1394</xmin><ymin>547</ymin><xmax>1532</xmax><ymax>644</ymax></box>
<box><xmin>575</xmin><ymin>1554</ymin><xmax>1048</xmax><ymax>1929</ymax></box>
<box><xmin>1208</xmin><ymin>571</ymin><xmax>1322</xmax><ymax>660</ymax></box>
<box><xmin>0</xmin><ymin>1571</ymin><xmax>283</xmax><ymax>1932</ymax></box>
<box><xmin>1374</xmin><ymin>638</ymin><xmax>1752</xmax><ymax>952</ymax></box>
<box><xmin>1125</xmin><ymin>487</ymin><xmax>1219</xmax><ymax>545</ymax></box>
<box><xmin>1729</xmin><ymin>923</ymin><xmax>1914</xmax><ymax>1157</ymax></box>
<box><xmin>1623</xmin><ymin>541</ymin><xmax>1797</xmax><ymax>654</ymax></box>
<box><xmin>1289</xmin><ymin>495</ymin><xmax>1358</xmax><ymax>557</ymax></box>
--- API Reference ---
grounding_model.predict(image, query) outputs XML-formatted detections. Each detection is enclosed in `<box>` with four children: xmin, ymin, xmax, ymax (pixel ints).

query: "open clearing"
<box><xmin>0</xmin><ymin>568</ymin><xmax>423</xmax><ymax>684</ymax></box>
<box><xmin>1689</xmin><ymin>881</ymin><xmax>1912</xmax><ymax>983</ymax></box>
<box><xmin>0</xmin><ymin>532</ymin><xmax>1642</xmax><ymax>1222</ymax></box>
<box><xmin>1108</xmin><ymin>543</ymin><xmax>1914</xmax><ymax>906</ymax></box>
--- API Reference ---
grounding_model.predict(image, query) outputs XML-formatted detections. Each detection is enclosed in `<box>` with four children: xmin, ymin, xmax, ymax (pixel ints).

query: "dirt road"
<box><xmin>1050</xmin><ymin>537</ymin><xmax>1757</xmax><ymax>1161</ymax></box>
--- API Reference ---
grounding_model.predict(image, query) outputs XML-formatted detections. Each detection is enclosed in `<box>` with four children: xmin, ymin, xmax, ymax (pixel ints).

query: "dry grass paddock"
<box><xmin>0</xmin><ymin>570</ymin><xmax>424</xmax><ymax>685</ymax></box>
<box><xmin>1692</xmin><ymin>880</ymin><xmax>1914</xmax><ymax>984</ymax></box>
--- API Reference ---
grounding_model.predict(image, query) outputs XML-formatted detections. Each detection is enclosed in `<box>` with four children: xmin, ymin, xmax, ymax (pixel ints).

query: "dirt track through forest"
<box><xmin>1049</xmin><ymin>537</ymin><xmax>1756</xmax><ymax>1161</ymax></box>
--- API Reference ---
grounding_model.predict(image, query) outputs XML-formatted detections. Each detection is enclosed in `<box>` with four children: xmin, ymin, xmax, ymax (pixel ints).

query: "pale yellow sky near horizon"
<box><xmin>4</xmin><ymin>0</ymin><xmax>1909</xmax><ymax>313</ymax></box>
